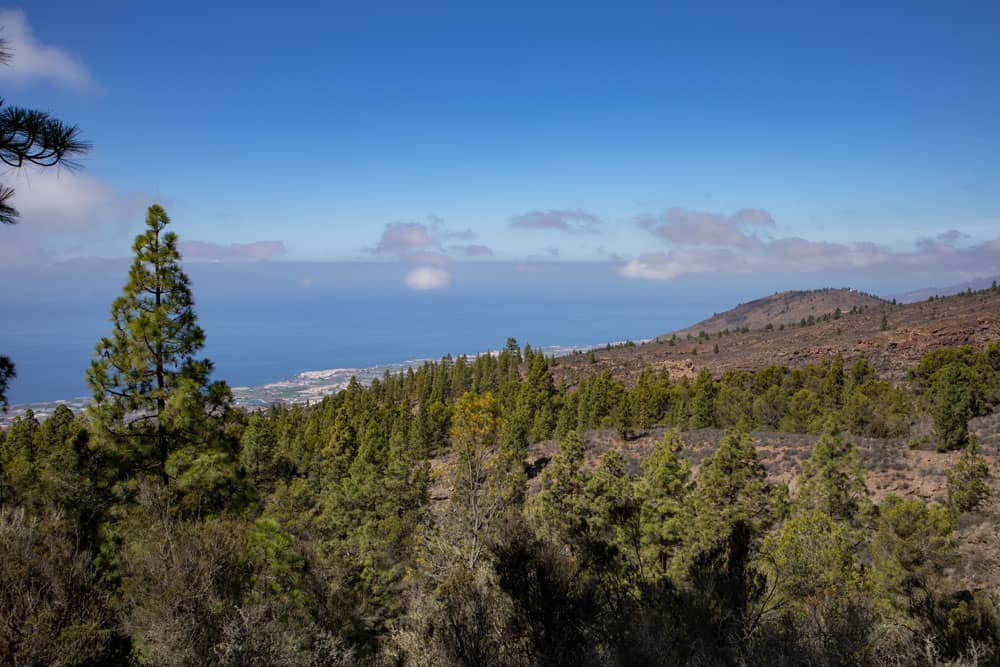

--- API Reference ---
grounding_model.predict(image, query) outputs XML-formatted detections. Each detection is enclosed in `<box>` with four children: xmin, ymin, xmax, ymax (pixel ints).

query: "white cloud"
<box><xmin>369</xmin><ymin>221</ymin><xmax>437</xmax><ymax>257</ymax></box>
<box><xmin>367</xmin><ymin>219</ymin><xmax>492</xmax><ymax>262</ymax></box>
<box><xmin>621</xmin><ymin>229</ymin><xmax>1000</xmax><ymax>281</ymax></box>
<box><xmin>510</xmin><ymin>208</ymin><xmax>600</xmax><ymax>233</ymax></box>
<box><xmin>9</xmin><ymin>166</ymin><xmax>148</xmax><ymax>232</ymax></box>
<box><xmin>180</xmin><ymin>240</ymin><xmax>287</xmax><ymax>261</ymax></box>
<box><xmin>636</xmin><ymin>207</ymin><xmax>774</xmax><ymax>248</ymax></box>
<box><xmin>0</xmin><ymin>9</ymin><xmax>97</xmax><ymax>91</ymax></box>
<box><xmin>366</xmin><ymin>218</ymin><xmax>492</xmax><ymax>289</ymax></box>
<box><xmin>404</xmin><ymin>266</ymin><xmax>451</xmax><ymax>290</ymax></box>
<box><xmin>1</xmin><ymin>166</ymin><xmax>155</xmax><ymax>263</ymax></box>
<box><xmin>620</xmin><ymin>205</ymin><xmax>1000</xmax><ymax>281</ymax></box>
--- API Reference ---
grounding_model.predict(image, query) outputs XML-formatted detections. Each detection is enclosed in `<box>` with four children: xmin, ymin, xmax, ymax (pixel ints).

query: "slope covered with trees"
<box><xmin>1</xmin><ymin>207</ymin><xmax>999</xmax><ymax>664</ymax></box>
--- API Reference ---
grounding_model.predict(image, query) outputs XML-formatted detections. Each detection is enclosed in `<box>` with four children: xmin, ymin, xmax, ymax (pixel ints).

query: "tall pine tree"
<box><xmin>87</xmin><ymin>205</ymin><xmax>234</xmax><ymax>507</ymax></box>
<box><xmin>675</xmin><ymin>428</ymin><xmax>785</xmax><ymax>575</ymax></box>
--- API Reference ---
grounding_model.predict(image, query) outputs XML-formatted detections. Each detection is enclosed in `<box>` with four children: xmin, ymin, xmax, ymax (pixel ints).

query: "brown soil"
<box><xmin>553</xmin><ymin>288</ymin><xmax>1000</xmax><ymax>386</ymax></box>
<box><xmin>668</xmin><ymin>288</ymin><xmax>887</xmax><ymax>338</ymax></box>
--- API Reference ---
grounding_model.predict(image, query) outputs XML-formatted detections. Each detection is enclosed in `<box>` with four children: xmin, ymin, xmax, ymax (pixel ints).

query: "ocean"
<box><xmin>3</xmin><ymin>292</ymin><xmax>710</xmax><ymax>406</ymax></box>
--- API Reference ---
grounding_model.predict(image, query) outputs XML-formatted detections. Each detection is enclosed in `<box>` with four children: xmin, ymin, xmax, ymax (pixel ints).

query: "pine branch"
<box><xmin>0</xmin><ymin>99</ymin><xmax>90</xmax><ymax>224</ymax></box>
<box><xmin>0</xmin><ymin>102</ymin><xmax>90</xmax><ymax>168</ymax></box>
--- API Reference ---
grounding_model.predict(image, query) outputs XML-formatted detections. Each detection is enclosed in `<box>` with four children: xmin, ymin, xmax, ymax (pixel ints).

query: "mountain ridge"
<box><xmin>556</xmin><ymin>284</ymin><xmax>1000</xmax><ymax>386</ymax></box>
<box><xmin>891</xmin><ymin>274</ymin><xmax>1000</xmax><ymax>304</ymax></box>
<box><xmin>661</xmin><ymin>287</ymin><xmax>888</xmax><ymax>338</ymax></box>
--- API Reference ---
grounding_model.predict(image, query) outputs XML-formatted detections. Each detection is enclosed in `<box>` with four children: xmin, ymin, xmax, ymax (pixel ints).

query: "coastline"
<box><xmin>1</xmin><ymin>338</ymin><xmax>648</xmax><ymax>425</ymax></box>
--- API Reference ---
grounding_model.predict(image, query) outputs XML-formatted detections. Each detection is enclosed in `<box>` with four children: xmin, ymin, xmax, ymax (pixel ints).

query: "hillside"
<box><xmin>428</xmin><ymin>412</ymin><xmax>1000</xmax><ymax>592</ymax></box>
<box><xmin>555</xmin><ymin>285</ymin><xmax>1000</xmax><ymax>386</ymax></box>
<box><xmin>662</xmin><ymin>287</ymin><xmax>887</xmax><ymax>338</ymax></box>
<box><xmin>518</xmin><ymin>414</ymin><xmax>1000</xmax><ymax>592</ymax></box>
<box><xmin>892</xmin><ymin>274</ymin><xmax>1000</xmax><ymax>304</ymax></box>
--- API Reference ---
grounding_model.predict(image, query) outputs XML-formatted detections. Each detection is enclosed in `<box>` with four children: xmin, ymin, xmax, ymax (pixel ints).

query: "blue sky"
<box><xmin>1</xmin><ymin>2</ymin><xmax>999</xmax><ymax>292</ymax></box>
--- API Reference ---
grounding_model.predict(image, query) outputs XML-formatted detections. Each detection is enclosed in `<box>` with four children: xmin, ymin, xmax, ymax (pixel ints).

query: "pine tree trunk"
<box><xmin>154</xmin><ymin>227</ymin><xmax>167</xmax><ymax>485</ymax></box>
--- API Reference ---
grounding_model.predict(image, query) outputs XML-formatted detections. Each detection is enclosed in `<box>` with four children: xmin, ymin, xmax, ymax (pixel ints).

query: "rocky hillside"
<box><xmin>663</xmin><ymin>287</ymin><xmax>887</xmax><ymax>338</ymax></box>
<box><xmin>555</xmin><ymin>286</ymin><xmax>1000</xmax><ymax>386</ymax></box>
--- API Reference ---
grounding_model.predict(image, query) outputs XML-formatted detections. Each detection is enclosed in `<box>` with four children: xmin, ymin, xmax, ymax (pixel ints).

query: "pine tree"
<box><xmin>631</xmin><ymin>368</ymin><xmax>661</xmax><ymax>433</ymax></box>
<box><xmin>795</xmin><ymin>425</ymin><xmax>868</xmax><ymax>524</ymax></box>
<box><xmin>0</xmin><ymin>409</ymin><xmax>38</xmax><ymax>505</ymax></box>
<box><xmin>87</xmin><ymin>205</ymin><xmax>233</xmax><ymax>501</ymax></box>
<box><xmin>437</xmin><ymin>392</ymin><xmax>516</xmax><ymax>571</ymax></box>
<box><xmin>240</xmin><ymin>412</ymin><xmax>281</xmax><ymax>488</ymax></box>
<box><xmin>318</xmin><ymin>413</ymin><xmax>428</xmax><ymax>636</ymax></box>
<box><xmin>0</xmin><ymin>79</ymin><xmax>88</xmax><ymax>223</ymax></box>
<box><xmin>870</xmin><ymin>495</ymin><xmax>956</xmax><ymax>614</ymax></box>
<box><xmin>677</xmin><ymin>428</ymin><xmax>784</xmax><ymax>572</ymax></box>
<box><xmin>530</xmin><ymin>431</ymin><xmax>591</xmax><ymax>548</ymax></box>
<box><xmin>612</xmin><ymin>390</ymin><xmax>636</xmax><ymax>440</ymax></box>
<box><xmin>780</xmin><ymin>388</ymin><xmax>822</xmax><ymax>433</ymax></box>
<box><xmin>946</xmin><ymin>436</ymin><xmax>991</xmax><ymax>513</ymax></box>
<box><xmin>636</xmin><ymin>430</ymin><xmax>690</xmax><ymax>578</ymax></box>
<box><xmin>763</xmin><ymin>509</ymin><xmax>863</xmax><ymax>603</ymax></box>
<box><xmin>521</xmin><ymin>352</ymin><xmax>557</xmax><ymax>443</ymax></box>
<box><xmin>928</xmin><ymin>363</ymin><xmax>977</xmax><ymax>451</ymax></box>
<box><xmin>582</xmin><ymin>450</ymin><xmax>644</xmax><ymax>591</ymax></box>
<box><xmin>824</xmin><ymin>352</ymin><xmax>846</xmax><ymax>407</ymax></box>
<box><xmin>689</xmin><ymin>369</ymin><xmax>718</xmax><ymax>428</ymax></box>
<box><xmin>0</xmin><ymin>357</ymin><xmax>13</xmax><ymax>410</ymax></box>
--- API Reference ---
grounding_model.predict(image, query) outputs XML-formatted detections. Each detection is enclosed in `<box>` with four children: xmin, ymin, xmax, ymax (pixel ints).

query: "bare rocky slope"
<box><xmin>663</xmin><ymin>287</ymin><xmax>888</xmax><ymax>338</ymax></box>
<box><xmin>554</xmin><ymin>287</ymin><xmax>1000</xmax><ymax>386</ymax></box>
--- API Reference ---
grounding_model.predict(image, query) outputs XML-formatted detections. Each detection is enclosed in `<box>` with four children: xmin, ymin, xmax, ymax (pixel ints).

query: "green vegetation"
<box><xmin>911</xmin><ymin>344</ymin><xmax>1000</xmax><ymax>450</ymax></box>
<box><xmin>87</xmin><ymin>205</ymin><xmax>237</xmax><ymax>507</ymax></box>
<box><xmin>0</xmin><ymin>358</ymin><xmax>13</xmax><ymax>411</ymax></box>
<box><xmin>1</xmin><ymin>207</ymin><xmax>999</xmax><ymax>663</ymax></box>
<box><xmin>947</xmin><ymin>436</ymin><xmax>992</xmax><ymax>514</ymax></box>
<box><xmin>794</xmin><ymin>424</ymin><xmax>869</xmax><ymax>523</ymax></box>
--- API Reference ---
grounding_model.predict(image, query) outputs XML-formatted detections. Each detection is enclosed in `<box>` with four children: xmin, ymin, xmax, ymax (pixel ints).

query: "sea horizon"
<box><xmin>2</xmin><ymin>285</ymin><xmax>708</xmax><ymax>412</ymax></box>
